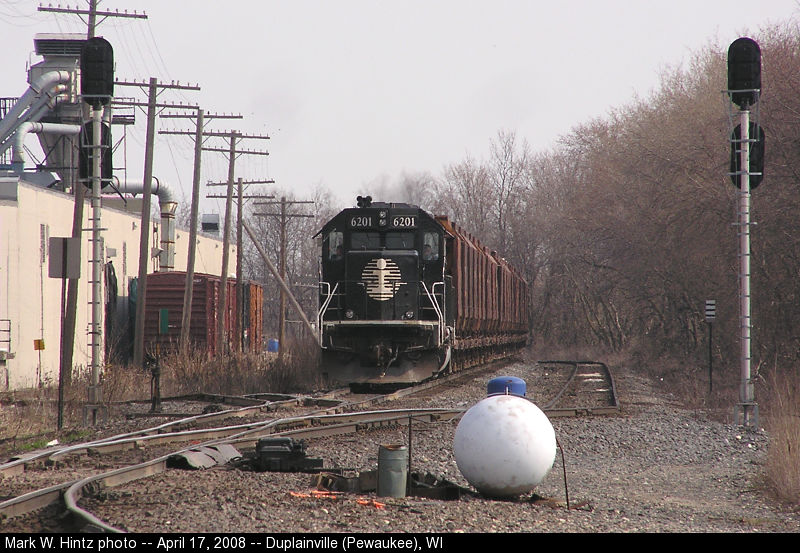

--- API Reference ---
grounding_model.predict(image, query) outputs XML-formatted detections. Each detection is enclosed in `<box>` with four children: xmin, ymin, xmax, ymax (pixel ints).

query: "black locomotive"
<box><xmin>318</xmin><ymin>196</ymin><xmax>528</xmax><ymax>389</ymax></box>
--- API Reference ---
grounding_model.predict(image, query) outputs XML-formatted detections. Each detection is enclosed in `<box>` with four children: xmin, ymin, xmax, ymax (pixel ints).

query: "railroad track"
<box><xmin>0</xmin><ymin>358</ymin><xmax>617</xmax><ymax>531</ymax></box>
<box><xmin>539</xmin><ymin>360</ymin><xmax>619</xmax><ymax>416</ymax></box>
<box><xmin>0</xmin><ymin>378</ymin><xmax>473</xmax><ymax>529</ymax></box>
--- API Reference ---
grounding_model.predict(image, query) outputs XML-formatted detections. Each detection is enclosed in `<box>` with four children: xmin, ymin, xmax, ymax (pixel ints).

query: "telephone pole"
<box><xmin>207</xmin><ymin>181</ymin><xmax>274</xmax><ymax>351</ymax></box>
<box><xmin>39</xmin><ymin>1</ymin><xmax>148</xmax><ymax>39</ymax></box>
<box><xmin>203</xmin><ymin>131</ymin><xmax>270</xmax><ymax>356</ymax></box>
<box><xmin>159</xmin><ymin>110</ymin><xmax>243</xmax><ymax>349</ymax></box>
<box><xmin>253</xmin><ymin>197</ymin><xmax>314</xmax><ymax>355</ymax></box>
<box><xmin>115</xmin><ymin>79</ymin><xmax>200</xmax><ymax>367</ymax></box>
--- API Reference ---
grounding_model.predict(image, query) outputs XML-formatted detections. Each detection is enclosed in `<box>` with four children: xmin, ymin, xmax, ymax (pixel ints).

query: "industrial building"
<box><xmin>0</xmin><ymin>34</ymin><xmax>234</xmax><ymax>391</ymax></box>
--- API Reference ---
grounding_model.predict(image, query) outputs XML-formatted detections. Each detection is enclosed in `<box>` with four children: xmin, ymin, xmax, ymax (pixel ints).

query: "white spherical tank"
<box><xmin>453</xmin><ymin>394</ymin><xmax>556</xmax><ymax>497</ymax></box>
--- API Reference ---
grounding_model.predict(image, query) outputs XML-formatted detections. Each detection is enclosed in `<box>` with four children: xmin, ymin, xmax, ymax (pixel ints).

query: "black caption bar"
<box><xmin>4</xmin><ymin>533</ymin><xmax>477</xmax><ymax>553</ymax></box>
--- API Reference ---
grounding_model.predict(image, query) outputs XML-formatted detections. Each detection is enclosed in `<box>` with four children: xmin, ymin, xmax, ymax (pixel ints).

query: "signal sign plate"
<box><xmin>705</xmin><ymin>300</ymin><xmax>716</xmax><ymax>322</ymax></box>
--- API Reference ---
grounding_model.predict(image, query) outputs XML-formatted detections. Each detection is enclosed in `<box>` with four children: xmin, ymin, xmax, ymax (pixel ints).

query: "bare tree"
<box><xmin>437</xmin><ymin>155</ymin><xmax>494</xmax><ymax>245</ymax></box>
<box><xmin>488</xmin><ymin>130</ymin><xmax>531</xmax><ymax>254</ymax></box>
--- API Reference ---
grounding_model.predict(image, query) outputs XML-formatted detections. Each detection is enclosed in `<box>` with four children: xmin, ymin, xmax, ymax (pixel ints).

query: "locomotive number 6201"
<box><xmin>350</xmin><ymin>216</ymin><xmax>372</xmax><ymax>228</ymax></box>
<box><xmin>392</xmin><ymin>216</ymin><xmax>416</xmax><ymax>228</ymax></box>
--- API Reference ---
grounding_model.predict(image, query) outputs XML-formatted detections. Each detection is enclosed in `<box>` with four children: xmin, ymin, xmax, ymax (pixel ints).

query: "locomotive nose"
<box><xmin>346</xmin><ymin>251</ymin><xmax>418</xmax><ymax>321</ymax></box>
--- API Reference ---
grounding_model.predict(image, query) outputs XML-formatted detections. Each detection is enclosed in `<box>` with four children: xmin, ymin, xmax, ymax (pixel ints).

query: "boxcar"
<box><xmin>143</xmin><ymin>271</ymin><xmax>263</xmax><ymax>357</ymax></box>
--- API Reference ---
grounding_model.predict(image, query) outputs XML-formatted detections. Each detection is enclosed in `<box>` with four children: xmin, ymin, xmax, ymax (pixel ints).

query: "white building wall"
<box><xmin>0</xmin><ymin>178</ymin><xmax>234</xmax><ymax>390</ymax></box>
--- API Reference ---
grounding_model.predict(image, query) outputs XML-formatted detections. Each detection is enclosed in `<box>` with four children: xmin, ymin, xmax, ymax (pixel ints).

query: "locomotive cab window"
<box><xmin>327</xmin><ymin>231</ymin><xmax>343</xmax><ymax>260</ymax></box>
<box><xmin>351</xmin><ymin>231</ymin><xmax>380</xmax><ymax>250</ymax></box>
<box><xmin>422</xmin><ymin>232</ymin><xmax>440</xmax><ymax>262</ymax></box>
<box><xmin>386</xmin><ymin>232</ymin><xmax>414</xmax><ymax>250</ymax></box>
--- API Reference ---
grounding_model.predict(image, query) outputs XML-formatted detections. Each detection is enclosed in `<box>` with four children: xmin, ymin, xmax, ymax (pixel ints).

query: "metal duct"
<box><xmin>104</xmin><ymin>181</ymin><xmax>178</xmax><ymax>272</ymax></box>
<box><xmin>0</xmin><ymin>70</ymin><xmax>72</xmax><ymax>145</ymax></box>
<box><xmin>10</xmin><ymin>121</ymin><xmax>81</xmax><ymax>170</ymax></box>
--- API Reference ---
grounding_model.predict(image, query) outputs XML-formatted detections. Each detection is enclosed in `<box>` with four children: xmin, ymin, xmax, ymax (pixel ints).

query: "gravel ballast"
<box><xmin>78</xmin><ymin>362</ymin><xmax>800</xmax><ymax>533</ymax></box>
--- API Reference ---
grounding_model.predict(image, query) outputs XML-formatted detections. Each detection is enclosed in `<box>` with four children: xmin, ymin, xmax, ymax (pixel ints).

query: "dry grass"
<box><xmin>0</xmin><ymin>367</ymin><xmax>96</xmax><ymax>455</ymax></box>
<box><xmin>150</xmin><ymin>337</ymin><xmax>324</xmax><ymax>397</ymax></box>
<box><xmin>0</xmin><ymin>336</ymin><xmax>323</xmax><ymax>457</ymax></box>
<box><xmin>762</xmin><ymin>370</ymin><xmax>800</xmax><ymax>506</ymax></box>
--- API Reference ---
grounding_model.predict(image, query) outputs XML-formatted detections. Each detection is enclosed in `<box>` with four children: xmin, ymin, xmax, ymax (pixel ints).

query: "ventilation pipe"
<box><xmin>9</xmin><ymin>121</ymin><xmax>81</xmax><ymax>172</ymax></box>
<box><xmin>104</xmin><ymin>180</ymin><xmax>178</xmax><ymax>271</ymax></box>
<box><xmin>0</xmin><ymin>70</ymin><xmax>72</xmax><ymax>145</ymax></box>
<box><xmin>26</xmin><ymin>84</ymin><xmax>68</xmax><ymax>125</ymax></box>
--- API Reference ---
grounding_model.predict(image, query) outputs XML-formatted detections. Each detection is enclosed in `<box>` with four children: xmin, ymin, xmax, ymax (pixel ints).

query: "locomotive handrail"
<box><xmin>432</xmin><ymin>281</ymin><xmax>447</xmax><ymax>344</ymax></box>
<box><xmin>317</xmin><ymin>281</ymin><xmax>336</xmax><ymax>317</ymax></box>
<box><xmin>317</xmin><ymin>282</ymin><xmax>338</xmax><ymax>337</ymax></box>
<box><xmin>422</xmin><ymin>281</ymin><xmax>445</xmax><ymax>344</ymax></box>
<box><xmin>318</xmin><ymin>282</ymin><xmax>329</xmax><ymax>315</ymax></box>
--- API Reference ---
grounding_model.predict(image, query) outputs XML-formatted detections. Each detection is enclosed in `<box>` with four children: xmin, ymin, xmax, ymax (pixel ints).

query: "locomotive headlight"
<box><xmin>404</xmin><ymin>310</ymin><xmax>414</xmax><ymax>320</ymax></box>
<box><xmin>345</xmin><ymin>309</ymin><xmax>355</xmax><ymax>319</ymax></box>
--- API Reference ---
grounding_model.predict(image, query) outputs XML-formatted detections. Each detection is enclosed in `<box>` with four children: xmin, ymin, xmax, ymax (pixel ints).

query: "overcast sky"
<box><xmin>1</xmin><ymin>0</ymin><xmax>799</xmax><ymax>214</ymax></box>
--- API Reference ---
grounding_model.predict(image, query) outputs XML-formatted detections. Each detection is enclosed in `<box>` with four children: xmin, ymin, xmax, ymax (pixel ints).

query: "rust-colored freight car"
<box><xmin>143</xmin><ymin>272</ymin><xmax>263</xmax><ymax>357</ymax></box>
<box><xmin>241</xmin><ymin>280</ymin><xmax>264</xmax><ymax>354</ymax></box>
<box><xmin>436</xmin><ymin>216</ymin><xmax>528</xmax><ymax>361</ymax></box>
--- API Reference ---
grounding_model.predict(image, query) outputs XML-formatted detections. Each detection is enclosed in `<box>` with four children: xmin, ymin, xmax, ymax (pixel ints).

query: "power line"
<box><xmin>38</xmin><ymin>1</ymin><xmax>148</xmax><ymax>38</ymax></box>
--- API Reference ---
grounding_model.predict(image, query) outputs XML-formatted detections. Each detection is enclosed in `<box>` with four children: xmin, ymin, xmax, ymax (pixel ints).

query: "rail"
<box><xmin>1</xmin><ymin>359</ymin><xmax>619</xmax><ymax>529</ymax></box>
<box><xmin>317</xmin><ymin>281</ymin><xmax>338</xmax><ymax>341</ymax></box>
<box><xmin>539</xmin><ymin>360</ymin><xmax>619</xmax><ymax>417</ymax></box>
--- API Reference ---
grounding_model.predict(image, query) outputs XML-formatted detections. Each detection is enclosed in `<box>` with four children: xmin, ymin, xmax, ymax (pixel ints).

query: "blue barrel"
<box><xmin>487</xmin><ymin>376</ymin><xmax>526</xmax><ymax>397</ymax></box>
<box><xmin>267</xmin><ymin>339</ymin><xmax>279</xmax><ymax>352</ymax></box>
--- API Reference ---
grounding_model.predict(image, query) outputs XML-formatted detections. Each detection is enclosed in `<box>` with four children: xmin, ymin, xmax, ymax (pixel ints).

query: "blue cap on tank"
<box><xmin>487</xmin><ymin>376</ymin><xmax>526</xmax><ymax>397</ymax></box>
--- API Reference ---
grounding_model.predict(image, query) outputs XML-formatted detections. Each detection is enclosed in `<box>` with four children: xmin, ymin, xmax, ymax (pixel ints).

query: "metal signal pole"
<box><xmin>87</xmin><ymin>104</ymin><xmax>104</xmax><ymax>422</ymax></box>
<box><xmin>43</xmin><ymin>0</ymin><xmax>147</xmax><ymax>402</ymax></box>
<box><xmin>727</xmin><ymin>37</ymin><xmax>762</xmax><ymax>428</ymax></box>
<box><xmin>736</xmin><ymin>108</ymin><xmax>756</xmax><ymax>427</ymax></box>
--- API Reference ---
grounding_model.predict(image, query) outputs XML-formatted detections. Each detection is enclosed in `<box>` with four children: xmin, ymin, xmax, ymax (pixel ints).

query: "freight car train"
<box><xmin>317</xmin><ymin>196</ymin><xmax>528</xmax><ymax>388</ymax></box>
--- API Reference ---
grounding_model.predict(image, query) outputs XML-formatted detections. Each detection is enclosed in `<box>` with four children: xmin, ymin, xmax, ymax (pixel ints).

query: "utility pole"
<box><xmin>203</xmin><ymin>132</ymin><xmax>270</xmax><ymax>356</ymax></box>
<box><xmin>115</xmin><ymin>79</ymin><xmax>200</xmax><ymax>367</ymax></box>
<box><xmin>253</xmin><ymin>197</ymin><xmax>314</xmax><ymax>356</ymax></box>
<box><xmin>159</xmin><ymin>110</ymin><xmax>243</xmax><ymax>349</ymax></box>
<box><xmin>242</xmin><ymin>220</ymin><xmax>317</xmax><ymax>340</ymax></box>
<box><xmin>207</xmin><ymin>181</ymin><xmax>274</xmax><ymax>351</ymax></box>
<box><xmin>39</xmin><ymin>1</ymin><xmax>148</xmax><ymax>40</ymax></box>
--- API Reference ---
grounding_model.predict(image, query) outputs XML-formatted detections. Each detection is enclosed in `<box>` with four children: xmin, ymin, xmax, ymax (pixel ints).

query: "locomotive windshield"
<box><xmin>351</xmin><ymin>232</ymin><xmax>380</xmax><ymax>249</ymax></box>
<box><xmin>349</xmin><ymin>231</ymin><xmax>416</xmax><ymax>250</ymax></box>
<box><xmin>385</xmin><ymin>232</ymin><xmax>414</xmax><ymax>249</ymax></box>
